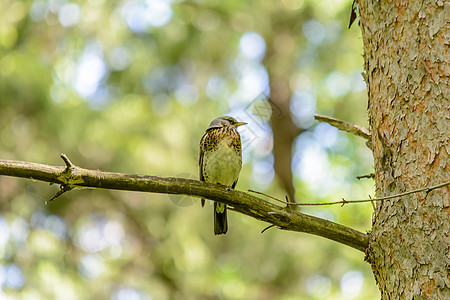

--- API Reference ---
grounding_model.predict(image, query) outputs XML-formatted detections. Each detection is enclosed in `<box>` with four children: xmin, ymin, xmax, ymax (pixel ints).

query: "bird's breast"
<box><xmin>202</xmin><ymin>140</ymin><xmax>242</xmax><ymax>186</ymax></box>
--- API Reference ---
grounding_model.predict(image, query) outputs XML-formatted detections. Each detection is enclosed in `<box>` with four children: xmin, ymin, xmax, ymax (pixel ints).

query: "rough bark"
<box><xmin>359</xmin><ymin>0</ymin><xmax>450</xmax><ymax>298</ymax></box>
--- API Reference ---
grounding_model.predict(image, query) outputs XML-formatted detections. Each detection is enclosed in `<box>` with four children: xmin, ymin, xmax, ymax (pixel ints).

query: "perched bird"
<box><xmin>199</xmin><ymin>116</ymin><xmax>247</xmax><ymax>235</ymax></box>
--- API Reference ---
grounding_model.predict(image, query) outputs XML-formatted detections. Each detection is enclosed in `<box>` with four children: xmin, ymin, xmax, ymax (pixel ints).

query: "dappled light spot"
<box><xmin>230</xmin><ymin>61</ymin><xmax>269</xmax><ymax>105</ymax></box>
<box><xmin>74</xmin><ymin>50</ymin><xmax>107</xmax><ymax>98</ymax></box>
<box><xmin>340</xmin><ymin>270</ymin><xmax>364</xmax><ymax>298</ymax></box>
<box><xmin>122</xmin><ymin>0</ymin><xmax>173</xmax><ymax>33</ymax></box>
<box><xmin>227</xmin><ymin>110</ymin><xmax>273</xmax><ymax>160</ymax></box>
<box><xmin>53</xmin><ymin>56</ymin><xmax>76</xmax><ymax>86</ymax></box>
<box><xmin>206</xmin><ymin>75</ymin><xmax>229</xmax><ymax>100</ymax></box>
<box><xmin>175</xmin><ymin>83</ymin><xmax>198</xmax><ymax>106</ymax></box>
<box><xmin>58</xmin><ymin>3</ymin><xmax>81</xmax><ymax>27</ymax></box>
<box><xmin>0</xmin><ymin>217</ymin><xmax>10</xmax><ymax>246</ymax></box>
<box><xmin>290</xmin><ymin>91</ymin><xmax>316</xmax><ymax>128</ymax></box>
<box><xmin>104</xmin><ymin>220</ymin><xmax>125</xmax><ymax>246</ymax></box>
<box><xmin>121</xmin><ymin>1</ymin><xmax>148</xmax><ymax>33</ymax></box>
<box><xmin>351</xmin><ymin>71</ymin><xmax>367</xmax><ymax>92</ymax></box>
<box><xmin>87</xmin><ymin>85</ymin><xmax>113</xmax><ymax>110</ymax></box>
<box><xmin>10</xmin><ymin>217</ymin><xmax>29</xmax><ymax>244</ymax></box>
<box><xmin>313</xmin><ymin>123</ymin><xmax>338</xmax><ymax>149</ymax></box>
<box><xmin>108</xmin><ymin>47</ymin><xmax>131</xmax><ymax>71</ymax></box>
<box><xmin>303</xmin><ymin>20</ymin><xmax>325</xmax><ymax>45</ymax></box>
<box><xmin>50</xmin><ymin>83</ymin><xmax>70</xmax><ymax>103</ymax></box>
<box><xmin>292</xmin><ymin>135</ymin><xmax>330</xmax><ymax>190</ymax></box>
<box><xmin>251</xmin><ymin>159</ymin><xmax>275</xmax><ymax>188</ymax></box>
<box><xmin>249</xmin><ymin>127</ymin><xmax>273</xmax><ymax>157</ymax></box>
<box><xmin>36</xmin><ymin>261</ymin><xmax>78</xmax><ymax>300</ymax></box>
<box><xmin>222</xmin><ymin>279</ymin><xmax>246</xmax><ymax>299</ymax></box>
<box><xmin>326</xmin><ymin>71</ymin><xmax>351</xmax><ymax>98</ymax></box>
<box><xmin>290</xmin><ymin>73</ymin><xmax>313</xmax><ymax>94</ymax></box>
<box><xmin>239</xmin><ymin>32</ymin><xmax>266</xmax><ymax>61</ymax></box>
<box><xmin>143</xmin><ymin>65</ymin><xmax>184</xmax><ymax>94</ymax></box>
<box><xmin>315</xmin><ymin>210</ymin><xmax>335</xmax><ymax>222</ymax></box>
<box><xmin>44</xmin><ymin>214</ymin><xmax>68</xmax><ymax>239</ymax></box>
<box><xmin>151</xmin><ymin>93</ymin><xmax>173</xmax><ymax>116</ymax></box>
<box><xmin>75</xmin><ymin>216</ymin><xmax>125</xmax><ymax>253</ymax></box>
<box><xmin>31</xmin><ymin>212</ymin><xmax>68</xmax><ymax>239</ymax></box>
<box><xmin>0</xmin><ymin>264</ymin><xmax>25</xmax><ymax>290</ymax></box>
<box><xmin>306</xmin><ymin>274</ymin><xmax>331</xmax><ymax>298</ymax></box>
<box><xmin>111</xmin><ymin>288</ymin><xmax>150</xmax><ymax>300</ymax></box>
<box><xmin>292</xmin><ymin>133</ymin><xmax>358</xmax><ymax>199</ymax></box>
<box><xmin>145</xmin><ymin>0</ymin><xmax>173</xmax><ymax>27</ymax></box>
<box><xmin>29</xmin><ymin>1</ymin><xmax>47</xmax><ymax>22</ymax></box>
<box><xmin>78</xmin><ymin>253</ymin><xmax>105</xmax><ymax>278</ymax></box>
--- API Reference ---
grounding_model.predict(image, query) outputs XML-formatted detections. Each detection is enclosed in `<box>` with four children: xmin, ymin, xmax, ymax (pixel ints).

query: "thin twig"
<box><xmin>250</xmin><ymin>181</ymin><xmax>450</xmax><ymax>206</ymax></box>
<box><xmin>314</xmin><ymin>114</ymin><xmax>371</xmax><ymax>140</ymax></box>
<box><xmin>61</xmin><ymin>153</ymin><xmax>75</xmax><ymax>169</ymax></box>
<box><xmin>248</xmin><ymin>189</ymin><xmax>288</xmax><ymax>204</ymax></box>
<box><xmin>369</xmin><ymin>195</ymin><xmax>376</xmax><ymax>210</ymax></box>
<box><xmin>356</xmin><ymin>173</ymin><xmax>375</xmax><ymax>180</ymax></box>
<box><xmin>261</xmin><ymin>224</ymin><xmax>276</xmax><ymax>233</ymax></box>
<box><xmin>47</xmin><ymin>184</ymin><xmax>73</xmax><ymax>203</ymax></box>
<box><xmin>47</xmin><ymin>154</ymin><xmax>79</xmax><ymax>203</ymax></box>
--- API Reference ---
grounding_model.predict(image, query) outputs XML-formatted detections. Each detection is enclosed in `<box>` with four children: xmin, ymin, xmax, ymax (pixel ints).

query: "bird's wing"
<box><xmin>199</xmin><ymin>132</ymin><xmax>206</xmax><ymax>182</ymax></box>
<box><xmin>231</xmin><ymin>133</ymin><xmax>242</xmax><ymax>190</ymax></box>
<box><xmin>231</xmin><ymin>180</ymin><xmax>238</xmax><ymax>189</ymax></box>
<box><xmin>199</xmin><ymin>132</ymin><xmax>207</xmax><ymax>206</ymax></box>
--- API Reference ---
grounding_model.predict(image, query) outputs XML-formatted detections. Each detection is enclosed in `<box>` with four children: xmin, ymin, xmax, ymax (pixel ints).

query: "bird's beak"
<box><xmin>235</xmin><ymin>122</ymin><xmax>247</xmax><ymax>127</ymax></box>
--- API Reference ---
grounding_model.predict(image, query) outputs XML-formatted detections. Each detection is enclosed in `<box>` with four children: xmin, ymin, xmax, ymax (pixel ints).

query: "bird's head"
<box><xmin>207</xmin><ymin>116</ymin><xmax>247</xmax><ymax>131</ymax></box>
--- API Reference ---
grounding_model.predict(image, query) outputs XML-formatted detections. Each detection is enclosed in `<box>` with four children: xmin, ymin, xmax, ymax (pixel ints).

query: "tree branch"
<box><xmin>314</xmin><ymin>114</ymin><xmax>371</xmax><ymax>140</ymax></box>
<box><xmin>0</xmin><ymin>155</ymin><xmax>369</xmax><ymax>252</ymax></box>
<box><xmin>249</xmin><ymin>180</ymin><xmax>450</xmax><ymax>206</ymax></box>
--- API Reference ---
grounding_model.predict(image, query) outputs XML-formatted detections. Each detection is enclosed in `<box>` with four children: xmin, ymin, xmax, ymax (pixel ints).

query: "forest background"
<box><xmin>0</xmin><ymin>0</ymin><xmax>379</xmax><ymax>299</ymax></box>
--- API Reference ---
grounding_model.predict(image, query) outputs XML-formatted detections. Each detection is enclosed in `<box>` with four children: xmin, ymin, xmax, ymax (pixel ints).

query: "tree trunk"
<box><xmin>264</xmin><ymin>15</ymin><xmax>305</xmax><ymax>206</ymax></box>
<box><xmin>359</xmin><ymin>0</ymin><xmax>450</xmax><ymax>299</ymax></box>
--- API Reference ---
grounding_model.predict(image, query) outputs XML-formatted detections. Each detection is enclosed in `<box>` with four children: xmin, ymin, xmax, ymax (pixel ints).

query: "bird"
<box><xmin>199</xmin><ymin>116</ymin><xmax>247</xmax><ymax>235</ymax></box>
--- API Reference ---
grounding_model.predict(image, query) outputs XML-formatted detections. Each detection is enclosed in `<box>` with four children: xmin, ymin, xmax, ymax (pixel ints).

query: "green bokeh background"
<box><xmin>0</xmin><ymin>0</ymin><xmax>379</xmax><ymax>299</ymax></box>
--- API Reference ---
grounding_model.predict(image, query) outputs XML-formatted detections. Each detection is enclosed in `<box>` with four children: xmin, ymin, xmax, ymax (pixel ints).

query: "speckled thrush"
<box><xmin>199</xmin><ymin>116</ymin><xmax>247</xmax><ymax>235</ymax></box>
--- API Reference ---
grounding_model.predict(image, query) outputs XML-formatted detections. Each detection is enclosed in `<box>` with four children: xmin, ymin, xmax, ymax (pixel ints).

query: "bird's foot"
<box><xmin>216</xmin><ymin>183</ymin><xmax>232</xmax><ymax>191</ymax></box>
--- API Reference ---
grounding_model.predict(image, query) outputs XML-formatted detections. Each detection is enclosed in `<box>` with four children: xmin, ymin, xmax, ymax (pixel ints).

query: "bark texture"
<box><xmin>359</xmin><ymin>0</ymin><xmax>450</xmax><ymax>298</ymax></box>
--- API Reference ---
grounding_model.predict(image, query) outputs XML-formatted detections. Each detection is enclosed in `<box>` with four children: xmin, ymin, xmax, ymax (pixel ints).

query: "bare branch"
<box><xmin>356</xmin><ymin>173</ymin><xmax>375</xmax><ymax>180</ymax></box>
<box><xmin>261</xmin><ymin>224</ymin><xmax>276</xmax><ymax>233</ymax></box>
<box><xmin>60</xmin><ymin>153</ymin><xmax>75</xmax><ymax>169</ymax></box>
<box><xmin>47</xmin><ymin>153</ymin><xmax>78</xmax><ymax>203</ymax></box>
<box><xmin>314</xmin><ymin>114</ymin><xmax>371</xmax><ymax>140</ymax></box>
<box><xmin>0</xmin><ymin>156</ymin><xmax>369</xmax><ymax>252</ymax></box>
<box><xmin>249</xmin><ymin>181</ymin><xmax>450</xmax><ymax>206</ymax></box>
<box><xmin>47</xmin><ymin>184</ymin><xmax>73</xmax><ymax>204</ymax></box>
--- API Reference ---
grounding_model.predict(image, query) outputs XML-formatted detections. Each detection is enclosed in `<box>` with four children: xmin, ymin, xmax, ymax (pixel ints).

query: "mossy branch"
<box><xmin>0</xmin><ymin>154</ymin><xmax>369</xmax><ymax>252</ymax></box>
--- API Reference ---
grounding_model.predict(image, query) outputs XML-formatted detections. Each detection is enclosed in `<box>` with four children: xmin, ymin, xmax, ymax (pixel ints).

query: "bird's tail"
<box><xmin>214</xmin><ymin>202</ymin><xmax>228</xmax><ymax>235</ymax></box>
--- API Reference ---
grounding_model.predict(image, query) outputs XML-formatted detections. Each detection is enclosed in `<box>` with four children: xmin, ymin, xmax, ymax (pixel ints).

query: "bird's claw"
<box><xmin>216</xmin><ymin>183</ymin><xmax>231</xmax><ymax>191</ymax></box>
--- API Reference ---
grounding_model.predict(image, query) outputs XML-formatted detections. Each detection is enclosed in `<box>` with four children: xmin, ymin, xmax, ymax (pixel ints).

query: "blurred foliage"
<box><xmin>0</xmin><ymin>0</ymin><xmax>379</xmax><ymax>299</ymax></box>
